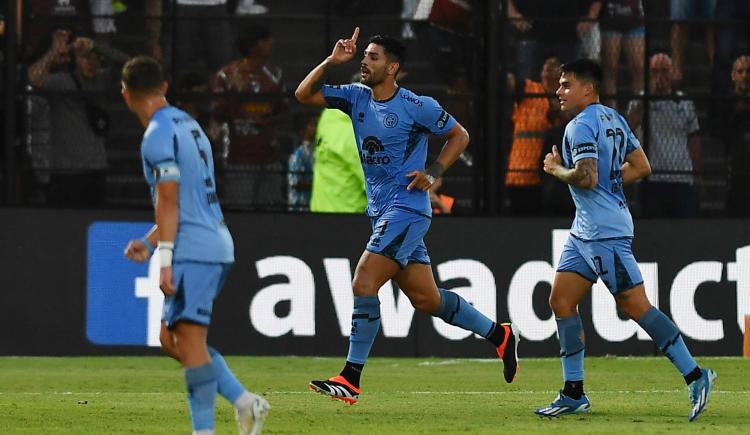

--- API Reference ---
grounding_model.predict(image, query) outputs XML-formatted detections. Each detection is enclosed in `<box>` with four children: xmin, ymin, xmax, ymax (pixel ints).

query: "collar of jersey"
<box><xmin>373</xmin><ymin>86</ymin><xmax>400</xmax><ymax>103</ymax></box>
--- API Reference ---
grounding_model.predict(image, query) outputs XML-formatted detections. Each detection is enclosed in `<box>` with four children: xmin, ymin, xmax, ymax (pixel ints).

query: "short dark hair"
<box><xmin>368</xmin><ymin>35</ymin><xmax>406</xmax><ymax>66</ymax></box>
<box><xmin>236</xmin><ymin>24</ymin><xmax>272</xmax><ymax>57</ymax></box>
<box><xmin>121</xmin><ymin>56</ymin><xmax>165</xmax><ymax>94</ymax></box>
<box><xmin>560</xmin><ymin>58</ymin><xmax>602</xmax><ymax>93</ymax></box>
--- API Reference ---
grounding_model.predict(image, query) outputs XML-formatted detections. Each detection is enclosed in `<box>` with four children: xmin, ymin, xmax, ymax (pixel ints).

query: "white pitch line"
<box><xmin>1</xmin><ymin>390</ymin><xmax>748</xmax><ymax>396</ymax></box>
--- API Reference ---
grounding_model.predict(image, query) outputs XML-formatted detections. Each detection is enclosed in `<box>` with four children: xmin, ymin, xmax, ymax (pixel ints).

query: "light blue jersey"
<box><xmin>141</xmin><ymin>106</ymin><xmax>234</xmax><ymax>263</ymax></box>
<box><xmin>321</xmin><ymin>84</ymin><xmax>456</xmax><ymax>217</ymax></box>
<box><xmin>561</xmin><ymin>103</ymin><xmax>640</xmax><ymax>240</ymax></box>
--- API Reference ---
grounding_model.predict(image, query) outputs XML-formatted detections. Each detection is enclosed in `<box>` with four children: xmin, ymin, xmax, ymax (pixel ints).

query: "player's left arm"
<box><xmin>621</xmin><ymin>146</ymin><xmax>651</xmax><ymax>184</ymax></box>
<box><xmin>620</xmin><ymin>122</ymin><xmax>651</xmax><ymax>184</ymax></box>
<box><xmin>407</xmin><ymin>122</ymin><xmax>469</xmax><ymax>191</ymax></box>
<box><xmin>155</xmin><ymin>181</ymin><xmax>179</xmax><ymax>296</ymax></box>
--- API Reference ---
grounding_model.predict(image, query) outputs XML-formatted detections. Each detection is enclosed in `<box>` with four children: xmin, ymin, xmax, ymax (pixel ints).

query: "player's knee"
<box><xmin>409</xmin><ymin>292</ymin><xmax>440</xmax><ymax>313</ymax></box>
<box><xmin>351</xmin><ymin>277</ymin><xmax>379</xmax><ymax>297</ymax></box>
<box><xmin>615</xmin><ymin>294</ymin><xmax>652</xmax><ymax>320</ymax></box>
<box><xmin>549</xmin><ymin>293</ymin><xmax>576</xmax><ymax>316</ymax></box>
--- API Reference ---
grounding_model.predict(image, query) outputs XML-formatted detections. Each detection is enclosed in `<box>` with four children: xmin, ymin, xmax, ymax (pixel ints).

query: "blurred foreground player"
<box><xmin>120</xmin><ymin>56</ymin><xmax>269</xmax><ymax>435</ymax></box>
<box><xmin>295</xmin><ymin>27</ymin><xmax>520</xmax><ymax>404</ymax></box>
<box><xmin>537</xmin><ymin>58</ymin><xmax>716</xmax><ymax>421</ymax></box>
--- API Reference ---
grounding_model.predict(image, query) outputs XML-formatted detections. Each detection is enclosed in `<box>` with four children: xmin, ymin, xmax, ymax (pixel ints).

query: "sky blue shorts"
<box><xmin>162</xmin><ymin>261</ymin><xmax>232</xmax><ymax>329</ymax></box>
<box><xmin>557</xmin><ymin>235</ymin><xmax>643</xmax><ymax>295</ymax></box>
<box><xmin>366</xmin><ymin>206</ymin><xmax>431</xmax><ymax>268</ymax></box>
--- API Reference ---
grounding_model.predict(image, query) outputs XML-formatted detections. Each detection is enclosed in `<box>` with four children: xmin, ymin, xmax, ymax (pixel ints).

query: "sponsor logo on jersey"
<box><xmin>360</xmin><ymin>136</ymin><xmax>391</xmax><ymax>165</ymax></box>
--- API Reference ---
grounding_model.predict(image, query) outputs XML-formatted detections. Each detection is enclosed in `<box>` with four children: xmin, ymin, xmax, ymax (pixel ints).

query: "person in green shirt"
<box><xmin>310</xmin><ymin>107</ymin><xmax>367</xmax><ymax>212</ymax></box>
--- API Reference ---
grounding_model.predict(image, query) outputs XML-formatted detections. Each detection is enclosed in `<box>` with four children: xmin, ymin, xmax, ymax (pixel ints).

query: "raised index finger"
<box><xmin>351</xmin><ymin>26</ymin><xmax>360</xmax><ymax>43</ymax></box>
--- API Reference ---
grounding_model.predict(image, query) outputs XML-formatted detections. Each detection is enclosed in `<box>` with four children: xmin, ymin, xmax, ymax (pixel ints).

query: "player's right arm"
<box><xmin>543</xmin><ymin>120</ymin><xmax>599</xmax><ymax>189</ymax></box>
<box><xmin>544</xmin><ymin>149</ymin><xmax>598</xmax><ymax>189</ymax></box>
<box><xmin>124</xmin><ymin>224</ymin><xmax>158</xmax><ymax>263</ymax></box>
<box><xmin>295</xmin><ymin>27</ymin><xmax>359</xmax><ymax>106</ymax></box>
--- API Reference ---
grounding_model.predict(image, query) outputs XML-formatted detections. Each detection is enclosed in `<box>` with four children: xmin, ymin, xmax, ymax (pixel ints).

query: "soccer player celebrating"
<box><xmin>536</xmin><ymin>58</ymin><xmax>716</xmax><ymax>421</ymax></box>
<box><xmin>120</xmin><ymin>56</ymin><xmax>270</xmax><ymax>435</ymax></box>
<box><xmin>295</xmin><ymin>27</ymin><xmax>520</xmax><ymax>404</ymax></box>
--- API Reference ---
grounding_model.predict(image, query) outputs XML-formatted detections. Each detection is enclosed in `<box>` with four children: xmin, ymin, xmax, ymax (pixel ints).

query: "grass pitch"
<box><xmin>0</xmin><ymin>356</ymin><xmax>748</xmax><ymax>434</ymax></box>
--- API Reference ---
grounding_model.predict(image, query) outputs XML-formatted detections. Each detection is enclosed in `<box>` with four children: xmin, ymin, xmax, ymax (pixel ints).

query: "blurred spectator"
<box><xmin>25</xmin><ymin>1</ymin><xmax>127</xmax><ymax>66</ymax></box>
<box><xmin>720</xmin><ymin>55</ymin><xmax>750</xmax><ymax>216</ymax></box>
<box><xmin>426</xmin><ymin>0</ymin><xmax>473</xmax><ymax>91</ymax></box>
<box><xmin>175</xmin><ymin>70</ymin><xmax>211</xmax><ymax>129</ymax></box>
<box><xmin>507</xmin><ymin>0</ymin><xmax>592</xmax><ymax>84</ymax></box>
<box><xmin>25</xmin><ymin>0</ymin><xmax>92</xmax><ymax>62</ymax></box>
<box><xmin>587</xmin><ymin>1</ymin><xmax>645</xmax><ymax>108</ymax></box>
<box><xmin>287</xmin><ymin>111</ymin><xmax>319</xmax><ymax>212</ymax></box>
<box><xmin>27</xmin><ymin>30</ymin><xmax>110</xmax><ymax>206</ymax></box>
<box><xmin>712</xmin><ymin>0</ymin><xmax>750</xmax><ymax>96</ymax></box>
<box><xmin>627</xmin><ymin>53</ymin><xmax>702</xmax><ymax>217</ymax></box>
<box><xmin>504</xmin><ymin>55</ymin><xmax>563</xmax><ymax>215</ymax></box>
<box><xmin>670</xmin><ymin>0</ymin><xmax>716</xmax><ymax>85</ymax></box>
<box><xmin>429</xmin><ymin>177</ymin><xmax>454</xmax><ymax>215</ymax></box>
<box><xmin>310</xmin><ymin>108</ymin><xmax>366</xmax><ymax>213</ymax></box>
<box><xmin>163</xmin><ymin>0</ymin><xmax>235</xmax><ymax>75</ymax></box>
<box><xmin>212</xmin><ymin>24</ymin><xmax>287</xmax><ymax>210</ymax></box>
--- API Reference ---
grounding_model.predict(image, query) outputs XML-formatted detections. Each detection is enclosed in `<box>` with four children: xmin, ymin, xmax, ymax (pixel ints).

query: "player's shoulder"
<box><xmin>144</xmin><ymin>107</ymin><xmax>183</xmax><ymax>144</ymax></box>
<box><xmin>398</xmin><ymin>87</ymin><xmax>442</xmax><ymax>118</ymax></box>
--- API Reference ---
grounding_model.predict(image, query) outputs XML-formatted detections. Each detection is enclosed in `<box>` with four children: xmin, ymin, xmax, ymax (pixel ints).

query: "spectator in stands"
<box><xmin>310</xmin><ymin>107</ymin><xmax>366</xmax><ymax>213</ymax></box>
<box><xmin>212</xmin><ymin>24</ymin><xmax>287</xmax><ymax>210</ymax></box>
<box><xmin>175</xmin><ymin>70</ymin><xmax>211</xmax><ymax>128</ymax></box>
<box><xmin>507</xmin><ymin>0</ymin><xmax>591</xmax><ymax>84</ymax></box>
<box><xmin>426</xmin><ymin>0</ymin><xmax>472</xmax><ymax>91</ymax></box>
<box><xmin>627</xmin><ymin>53</ymin><xmax>703</xmax><ymax>217</ymax></box>
<box><xmin>712</xmin><ymin>0</ymin><xmax>750</xmax><ymax>96</ymax></box>
<box><xmin>504</xmin><ymin>54</ymin><xmax>564</xmax><ymax>215</ymax></box>
<box><xmin>670</xmin><ymin>0</ymin><xmax>716</xmax><ymax>85</ymax></box>
<box><xmin>287</xmin><ymin>111</ymin><xmax>319</xmax><ymax>212</ymax></box>
<box><xmin>27</xmin><ymin>29</ymin><xmax>110</xmax><ymax>206</ymax></box>
<box><xmin>721</xmin><ymin>55</ymin><xmax>750</xmax><ymax>216</ymax></box>
<box><xmin>584</xmin><ymin>1</ymin><xmax>645</xmax><ymax>108</ymax></box>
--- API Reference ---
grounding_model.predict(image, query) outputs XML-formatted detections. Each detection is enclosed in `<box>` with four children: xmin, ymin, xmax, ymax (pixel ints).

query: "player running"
<box><xmin>120</xmin><ymin>56</ymin><xmax>269</xmax><ymax>435</ymax></box>
<box><xmin>536</xmin><ymin>58</ymin><xmax>716</xmax><ymax>421</ymax></box>
<box><xmin>294</xmin><ymin>27</ymin><xmax>520</xmax><ymax>404</ymax></box>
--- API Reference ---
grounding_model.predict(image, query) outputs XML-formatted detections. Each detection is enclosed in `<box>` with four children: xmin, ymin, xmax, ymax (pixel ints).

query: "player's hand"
<box><xmin>49</xmin><ymin>29</ymin><xmax>72</xmax><ymax>63</ymax></box>
<box><xmin>124</xmin><ymin>239</ymin><xmax>152</xmax><ymax>263</ymax></box>
<box><xmin>72</xmin><ymin>36</ymin><xmax>94</xmax><ymax>54</ymax></box>
<box><xmin>577</xmin><ymin>20</ymin><xmax>595</xmax><ymax>35</ymax></box>
<box><xmin>406</xmin><ymin>170</ymin><xmax>435</xmax><ymax>191</ymax></box>
<box><xmin>328</xmin><ymin>27</ymin><xmax>359</xmax><ymax>65</ymax></box>
<box><xmin>543</xmin><ymin>145</ymin><xmax>563</xmax><ymax>175</ymax></box>
<box><xmin>160</xmin><ymin>266</ymin><xmax>177</xmax><ymax>297</ymax></box>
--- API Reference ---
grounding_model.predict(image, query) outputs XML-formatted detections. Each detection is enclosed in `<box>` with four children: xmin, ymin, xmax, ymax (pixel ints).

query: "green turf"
<box><xmin>0</xmin><ymin>356</ymin><xmax>747</xmax><ymax>434</ymax></box>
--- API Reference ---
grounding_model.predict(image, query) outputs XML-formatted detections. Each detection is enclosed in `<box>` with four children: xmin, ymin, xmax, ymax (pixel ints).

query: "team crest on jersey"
<box><xmin>383</xmin><ymin>113</ymin><xmax>399</xmax><ymax>128</ymax></box>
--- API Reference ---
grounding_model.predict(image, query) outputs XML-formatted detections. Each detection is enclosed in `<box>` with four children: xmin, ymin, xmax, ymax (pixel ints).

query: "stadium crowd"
<box><xmin>0</xmin><ymin>0</ymin><xmax>748</xmax><ymax>216</ymax></box>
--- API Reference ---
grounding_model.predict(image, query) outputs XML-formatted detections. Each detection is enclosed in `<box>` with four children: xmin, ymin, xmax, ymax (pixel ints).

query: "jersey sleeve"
<box><xmin>322</xmin><ymin>84</ymin><xmax>359</xmax><ymax>117</ymax></box>
<box><xmin>414</xmin><ymin>96</ymin><xmax>457</xmax><ymax>136</ymax></box>
<box><xmin>570</xmin><ymin>118</ymin><xmax>598</xmax><ymax>163</ymax></box>
<box><xmin>142</xmin><ymin>121</ymin><xmax>181</xmax><ymax>184</ymax></box>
